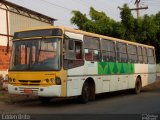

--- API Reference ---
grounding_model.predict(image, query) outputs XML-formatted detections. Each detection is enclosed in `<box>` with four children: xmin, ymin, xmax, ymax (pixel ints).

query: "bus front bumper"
<box><xmin>8</xmin><ymin>84</ymin><xmax>61</xmax><ymax>97</ymax></box>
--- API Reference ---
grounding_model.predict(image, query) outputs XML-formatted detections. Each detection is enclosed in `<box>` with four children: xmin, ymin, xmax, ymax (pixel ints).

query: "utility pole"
<box><xmin>135</xmin><ymin>0</ymin><xmax>140</xmax><ymax>18</ymax></box>
<box><xmin>130</xmin><ymin>0</ymin><xmax>148</xmax><ymax>18</ymax></box>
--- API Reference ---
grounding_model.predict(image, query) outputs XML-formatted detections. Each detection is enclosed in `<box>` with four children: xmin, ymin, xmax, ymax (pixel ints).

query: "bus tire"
<box><xmin>39</xmin><ymin>97</ymin><xmax>51</xmax><ymax>103</ymax></box>
<box><xmin>79</xmin><ymin>82</ymin><xmax>89</xmax><ymax>104</ymax></box>
<box><xmin>89</xmin><ymin>82</ymin><xmax>95</xmax><ymax>101</ymax></box>
<box><xmin>133</xmin><ymin>77</ymin><xmax>142</xmax><ymax>94</ymax></box>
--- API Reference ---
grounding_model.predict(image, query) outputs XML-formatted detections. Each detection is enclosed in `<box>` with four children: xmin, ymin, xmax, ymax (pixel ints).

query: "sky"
<box><xmin>7</xmin><ymin>0</ymin><xmax>160</xmax><ymax>28</ymax></box>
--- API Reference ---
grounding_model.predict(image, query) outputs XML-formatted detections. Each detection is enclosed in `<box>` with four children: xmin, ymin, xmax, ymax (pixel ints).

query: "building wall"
<box><xmin>9</xmin><ymin>12</ymin><xmax>51</xmax><ymax>35</ymax></box>
<box><xmin>0</xmin><ymin>9</ymin><xmax>8</xmax><ymax>46</ymax></box>
<box><xmin>0</xmin><ymin>8</ymin><xmax>10</xmax><ymax>76</ymax></box>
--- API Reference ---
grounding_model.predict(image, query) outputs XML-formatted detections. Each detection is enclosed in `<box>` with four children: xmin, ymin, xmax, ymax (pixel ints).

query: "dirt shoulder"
<box><xmin>142</xmin><ymin>79</ymin><xmax>160</xmax><ymax>91</ymax></box>
<box><xmin>0</xmin><ymin>88</ymin><xmax>38</xmax><ymax>104</ymax></box>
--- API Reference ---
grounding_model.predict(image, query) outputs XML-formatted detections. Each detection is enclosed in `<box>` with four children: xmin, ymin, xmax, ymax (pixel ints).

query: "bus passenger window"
<box><xmin>147</xmin><ymin>48</ymin><xmax>155</xmax><ymax>64</ymax></box>
<box><xmin>101</xmin><ymin>39</ymin><xmax>116</xmax><ymax>62</ymax></box>
<box><xmin>85</xmin><ymin>49</ymin><xmax>93</xmax><ymax>61</ymax></box>
<box><xmin>64</xmin><ymin>39</ymin><xmax>84</xmax><ymax>69</ymax></box>
<box><xmin>75</xmin><ymin>41</ymin><xmax>83</xmax><ymax>59</ymax></box>
<box><xmin>137</xmin><ymin>46</ymin><xmax>143</xmax><ymax>63</ymax></box>
<box><xmin>116</xmin><ymin>42</ymin><xmax>128</xmax><ymax>62</ymax></box>
<box><xmin>127</xmin><ymin>44</ymin><xmax>138</xmax><ymax>63</ymax></box>
<box><xmin>84</xmin><ymin>36</ymin><xmax>101</xmax><ymax>61</ymax></box>
<box><xmin>142</xmin><ymin>47</ymin><xmax>148</xmax><ymax>64</ymax></box>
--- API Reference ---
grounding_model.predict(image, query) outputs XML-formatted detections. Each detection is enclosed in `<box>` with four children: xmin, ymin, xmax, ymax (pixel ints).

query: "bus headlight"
<box><xmin>9</xmin><ymin>78</ymin><xmax>12</xmax><ymax>82</ymax></box>
<box><xmin>55</xmin><ymin>77</ymin><xmax>61</xmax><ymax>85</ymax></box>
<box><xmin>13</xmin><ymin>78</ymin><xmax>16</xmax><ymax>82</ymax></box>
<box><xmin>45</xmin><ymin>79</ymin><xmax>49</xmax><ymax>83</ymax></box>
<box><xmin>50</xmin><ymin>78</ymin><xmax>55</xmax><ymax>83</ymax></box>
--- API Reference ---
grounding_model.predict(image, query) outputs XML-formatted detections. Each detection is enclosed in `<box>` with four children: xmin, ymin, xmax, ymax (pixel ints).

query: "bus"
<box><xmin>8</xmin><ymin>26</ymin><xmax>156</xmax><ymax>103</ymax></box>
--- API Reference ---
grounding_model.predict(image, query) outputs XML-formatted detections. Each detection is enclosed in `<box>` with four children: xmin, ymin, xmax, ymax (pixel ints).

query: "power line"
<box><xmin>72</xmin><ymin>0</ymin><xmax>90</xmax><ymax>8</ymax></box>
<box><xmin>39</xmin><ymin>0</ymin><xmax>72</xmax><ymax>12</ymax></box>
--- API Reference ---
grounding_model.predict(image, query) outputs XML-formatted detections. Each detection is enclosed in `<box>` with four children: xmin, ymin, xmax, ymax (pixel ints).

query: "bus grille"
<box><xmin>19</xmin><ymin>80</ymin><xmax>41</xmax><ymax>86</ymax></box>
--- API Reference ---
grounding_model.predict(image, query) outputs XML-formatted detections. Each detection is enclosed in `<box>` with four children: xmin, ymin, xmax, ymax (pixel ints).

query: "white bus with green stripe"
<box><xmin>8</xmin><ymin>26</ymin><xmax>156</xmax><ymax>103</ymax></box>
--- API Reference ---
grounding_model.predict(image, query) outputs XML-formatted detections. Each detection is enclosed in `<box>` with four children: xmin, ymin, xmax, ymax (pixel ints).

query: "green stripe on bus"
<box><xmin>98</xmin><ymin>62</ymin><xmax>135</xmax><ymax>75</ymax></box>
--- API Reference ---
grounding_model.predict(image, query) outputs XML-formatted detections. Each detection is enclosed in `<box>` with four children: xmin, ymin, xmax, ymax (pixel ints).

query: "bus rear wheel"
<box><xmin>133</xmin><ymin>77</ymin><xmax>142</xmax><ymax>94</ymax></box>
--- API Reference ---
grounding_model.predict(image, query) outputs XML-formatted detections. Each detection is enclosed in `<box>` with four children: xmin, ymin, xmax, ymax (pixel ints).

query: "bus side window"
<box><xmin>127</xmin><ymin>44</ymin><xmax>138</xmax><ymax>63</ymax></box>
<box><xmin>147</xmin><ymin>48</ymin><xmax>155</xmax><ymax>64</ymax></box>
<box><xmin>84</xmin><ymin>36</ymin><xmax>101</xmax><ymax>61</ymax></box>
<box><xmin>68</xmin><ymin>40</ymin><xmax>74</xmax><ymax>50</ymax></box>
<box><xmin>116</xmin><ymin>42</ymin><xmax>128</xmax><ymax>62</ymax></box>
<box><xmin>101</xmin><ymin>39</ymin><xmax>116</xmax><ymax>62</ymax></box>
<box><xmin>142</xmin><ymin>47</ymin><xmax>148</xmax><ymax>64</ymax></box>
<box><xmin>75</xmin><ymin>41</ymin><xmax>83</xmax><ymax>59</ymax></box>
<box><xmin>137</xmin><ymin>46</ymin><xmax>143</xmax><ymax>63</ymax></box>
<box><xmin>85</xmin><ymin>49</ymin><xmax>93</xmax><ymax>61</ymax></box>
<box><xmin>64</xmin><ymin>39</ymin><xmax>84</xmax><ymax>69</ymax></box>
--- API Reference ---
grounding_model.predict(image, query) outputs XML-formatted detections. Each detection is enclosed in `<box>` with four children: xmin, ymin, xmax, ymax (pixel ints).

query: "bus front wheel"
<box><xmin>79</xmin><ymin>82</ymin><xmax>90</xmax><ymax>103</ymax></box>
<box><xmin>39</xmin><ymin>97</ymin><xmax>51</xmax><ymax>103</ymax></box>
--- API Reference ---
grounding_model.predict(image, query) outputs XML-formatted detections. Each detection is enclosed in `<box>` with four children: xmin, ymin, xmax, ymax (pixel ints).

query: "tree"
<box><xmin>71</xmin><ymin>11</ymin><xmax>89</xmax><ymax>30</ymax></box>
<box><xmin>71</xmin><ymin>7</ymin><xmax>119</xmax><ymax>37</ymax></box>
<box><xmin>120</xmin><ymin>4</ymin><xmax>135</xmax><ymax>41</ymax></box>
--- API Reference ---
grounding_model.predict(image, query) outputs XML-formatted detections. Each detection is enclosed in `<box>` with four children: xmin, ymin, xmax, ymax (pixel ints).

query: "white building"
<box><xmin>0</xmin><ymin>0</ymin><xmax>56</xmax><ymax>77</ymax></box>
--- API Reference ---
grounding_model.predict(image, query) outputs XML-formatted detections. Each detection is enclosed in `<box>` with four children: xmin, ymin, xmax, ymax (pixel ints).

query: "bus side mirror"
<box><xmin>68</xmin><ymin>40</ymin><xmax>74</xmax><ymax>50</ymax></box>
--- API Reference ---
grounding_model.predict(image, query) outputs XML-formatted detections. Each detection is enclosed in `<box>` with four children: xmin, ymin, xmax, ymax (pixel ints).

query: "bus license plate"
<box><xmin>24</xmin><ymin>89</ymin><xmax>32</xmax><ymax>94</ymax></box>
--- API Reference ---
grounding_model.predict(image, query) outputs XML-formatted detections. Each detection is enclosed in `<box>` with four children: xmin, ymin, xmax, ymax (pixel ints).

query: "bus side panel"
<box><xmin>148</xmin><ymin>64</ymin><xmax>156</xmax><ymax>84</ymax></box>
<box><xmin>117</xmin><ymin>75</ymin><xmax>129</xmax><ymax>90</ymax></box>
<box><xmin>109</xmin><ymin>75</ymin><xmax>130</xmax><ymax>92</ymax></box>
<box><xmin>135</xmin><ymin>64</ymin><xmax>148</xmax><ymax>87</ymax></box>
<box><xmin>127</xmin><ymin>74</ymin><xmax>136</xmax><ymax>89</ymax></box>
<box><xmin>84</xmin><ymin>61</ymin><xmax>103</xmax><ymax>94</ymax></box>
<box><xmin>102</xmin><ymin>76</ymin><xmax>110</xmax><ymax>92</ymax></box>
<box><xmin>67</xmin><ymin>66</ymin><xmax>85</xmax><ymax>96</ymax></box>
<box><xmin>109</xmin><ymin>75</ymin><xmax>118</xmax><ymax>92</ymax></box>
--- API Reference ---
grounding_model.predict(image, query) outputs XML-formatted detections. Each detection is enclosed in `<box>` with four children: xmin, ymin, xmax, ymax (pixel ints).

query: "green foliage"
<box><xmin>70</xmin><ymin>5</ymin><xmax>160</xmax><ymax>62</ymax></box>
<box><xmin>120</xmin><ymin>4</ymin><xmax>134</xmax><ymax>30</ymax></box>
<box><xmin>71</xmin><ymin>11</ymin><xmax>89</xmax><ymax>30</ymax></box>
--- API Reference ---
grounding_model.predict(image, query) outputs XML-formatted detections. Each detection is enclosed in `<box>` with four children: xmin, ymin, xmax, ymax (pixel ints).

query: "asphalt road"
<box><xmin>1</xmin><ymin>82</ymin><xmax>160</xmax><ymax>114</ymax></box>
<box><xmin>0</xmin><ymin>80</ymin><xmax>160</xmax><ymax>120</ymax></box>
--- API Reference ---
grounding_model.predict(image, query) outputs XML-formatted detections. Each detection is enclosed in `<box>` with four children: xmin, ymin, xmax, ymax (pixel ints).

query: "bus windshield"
<box><xmin>10</xmin><ymin>38</ymin><xmax>61</xmax><ymax>71</ymax></box>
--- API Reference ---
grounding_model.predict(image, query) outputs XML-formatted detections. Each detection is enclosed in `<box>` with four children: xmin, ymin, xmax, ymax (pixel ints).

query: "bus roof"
<box><xmin>15</xmin><ymin>26</ymin><xmax>154</xmax><ymax>49</ymax></box>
